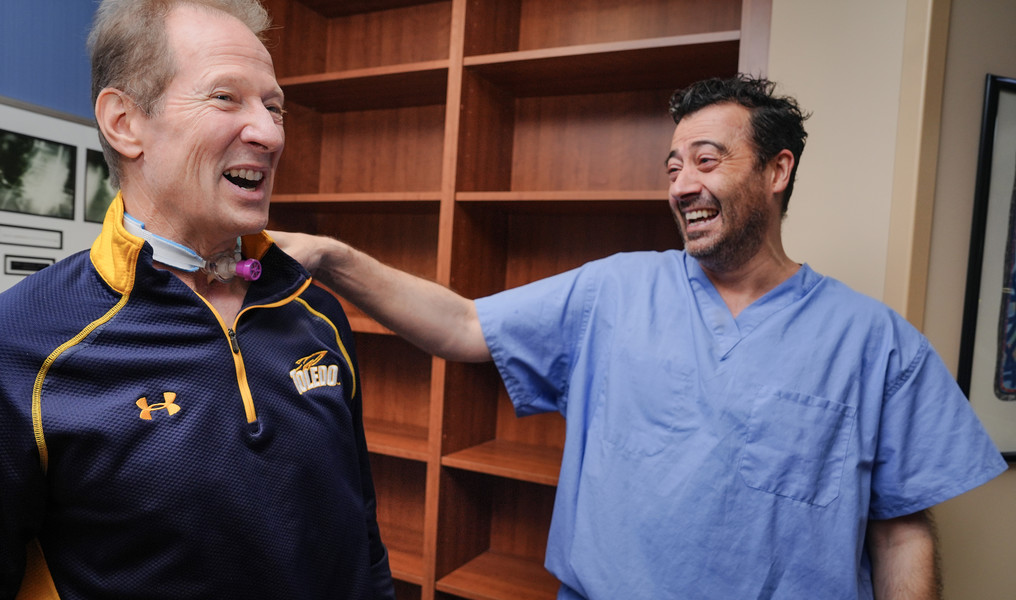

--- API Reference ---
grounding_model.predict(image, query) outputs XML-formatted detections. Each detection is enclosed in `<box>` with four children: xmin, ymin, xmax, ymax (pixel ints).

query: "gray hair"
<box><xmin>87</xmin><ymin>0</ymin><xmax>272</xmax><ymax>187</ymax></box>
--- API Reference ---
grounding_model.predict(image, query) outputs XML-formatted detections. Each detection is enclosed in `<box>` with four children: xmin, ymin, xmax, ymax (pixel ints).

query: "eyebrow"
<box><xmin>209</xmin><ymin>74</ymin><xmax>285</xmax><ymax>102</ymax></box>
<box><xmin>664</xmin><ymin>140</ymin><xmax>728</xmax><ymax>166</ymax></box>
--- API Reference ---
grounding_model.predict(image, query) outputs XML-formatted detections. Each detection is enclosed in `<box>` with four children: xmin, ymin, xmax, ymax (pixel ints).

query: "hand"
<box><xmin>269</xmin><ymin>229</ymin><xmax>490</xmax><ymax>362</ymax></box>
<box><xmin>268</xmin><ymin>230</ymin><xmax>327</xmax><ymax>275</ymax></box>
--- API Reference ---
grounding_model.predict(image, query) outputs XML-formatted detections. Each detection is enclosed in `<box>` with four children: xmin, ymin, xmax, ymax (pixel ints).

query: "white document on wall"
<box><xmin>0</xmin><ymin>97</ymin><xmax>111</xmax><ymax>292</ymax></box>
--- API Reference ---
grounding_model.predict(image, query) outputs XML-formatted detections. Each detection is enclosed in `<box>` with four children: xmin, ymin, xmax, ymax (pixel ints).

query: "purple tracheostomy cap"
<box><xmin>235</xmin><ymin>258</ymin><xmax>262</xmax><ymax>281</ymax></box>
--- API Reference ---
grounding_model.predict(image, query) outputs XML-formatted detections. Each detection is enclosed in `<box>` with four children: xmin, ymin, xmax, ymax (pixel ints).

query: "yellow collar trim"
<box><xmin>90</xmin><ymin>192</ymin><xmax>274</xmax><ymax>294</ymax></box>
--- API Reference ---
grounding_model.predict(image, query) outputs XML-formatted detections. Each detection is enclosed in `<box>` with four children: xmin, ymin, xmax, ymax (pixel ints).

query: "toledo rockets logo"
<box><xmin>290</xmin><ymin>350</ymin><xmax>342</xmax><ymax>395</ymax></box>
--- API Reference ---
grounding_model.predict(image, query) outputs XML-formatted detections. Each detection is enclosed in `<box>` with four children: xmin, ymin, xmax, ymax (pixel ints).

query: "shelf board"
<box><xmin>455</xmin><ymin>190</ymin><xmax>669</xmax><ymax>215</ymax></box>
<box><xmin>464</xmin><ymin>32</ymin><xmax>740</xmax><ymax>96</ymax></box>
<box><xmin>442</xmin><ymin>440</ymin><xmax>561</xmax><ymax>486</ymax></box>
<box><xmin>295</xmin><ymin>0</ymin><xmax>444</xmax><ymax>19</ymax></box>
<box><xmin>377</xmin><ymin>518</ymin><xmax>426</xmax><ymax>585</ymax></box>
<box><xmin>270</xmin><ymin>194</ymin><xmax>441</xmax><ymax>221</ymax></box>
<box><xmin>457</xmin><ymin>190</ymin><xmax>665</xmax><ymax>202</ymax></box>
<box><xmin>279</xmin><ymin>60</ymin><xmax>449</xmax><ymax>111</ymax></box>
<box><xmin>346</xmin><ymin>312</ymin><xmax>396</xmax><ymax>336</ymax></box>
<box><xmin>274</xmin><ymin>191</ymin><xmax>666</xmax><ymax>208</ymax></box>
<box><xmin>365</xmin><ymin>418</ymin><xmax>430</xmax><ymax>461</ymax></box>
<box><xmin>389</xmin><ymin>547</ymin><xmax>425</xmax><ymax>585</ymax></box>
<box><xmin>436</xmin><ymin>551</ymin><xmax>559</xmax><ymax>600</ymax></box>
<box><xmin>273</xmin><ymin>192</ymin><xmax>443</xmax><ymax>204</ymax></box>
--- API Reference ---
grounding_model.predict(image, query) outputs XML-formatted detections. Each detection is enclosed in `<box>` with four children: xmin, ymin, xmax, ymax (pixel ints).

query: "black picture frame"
<box><xmin>84</xmin><ymin>148</ymin><xmax>115</xmax><ymax>223</ymax></box>
<box><xmin>958</xmin><ymin>73</ymin><xmax>1016</xmax><ymax>460</ymax></box>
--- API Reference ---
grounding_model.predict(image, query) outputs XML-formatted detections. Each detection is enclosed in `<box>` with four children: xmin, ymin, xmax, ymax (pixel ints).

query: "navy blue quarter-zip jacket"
<box><xmin>0</xmin><ymin>194</ymin><xmax>394</xmax><ymax>599</ymax></box>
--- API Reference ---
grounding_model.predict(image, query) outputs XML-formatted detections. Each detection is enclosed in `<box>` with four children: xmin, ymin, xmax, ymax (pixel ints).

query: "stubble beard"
<box><xmin>675</xmin><ymin>179</ymin><xmax>772</xmax><ymax>274</ymax></box>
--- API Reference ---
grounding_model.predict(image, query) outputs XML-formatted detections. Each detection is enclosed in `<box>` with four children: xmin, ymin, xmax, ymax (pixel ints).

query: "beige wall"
<box><xmin>769</xmin><ymin>0</ymin><xmax>1014</xmax><ymax>598</ymax></box>
<box><xmin>924</xmin><ymin>0</ymin><xmax>1016</xmax><ymax>597</ymax></box>
<box><xmin>770</xmin><ymin>0</ymin><xmax>906</xmax><ymax>300</ymax></box>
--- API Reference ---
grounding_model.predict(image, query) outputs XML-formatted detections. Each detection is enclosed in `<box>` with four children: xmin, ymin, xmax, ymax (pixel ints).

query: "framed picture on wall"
<box><xmin>958</xmin><ymin>73</ymin><xmax>1016</xmax><ymax>460</ymax></box>
<box><xmin>0</xmin><ymin>96</ymin><xmax>110</xmax><ymax>292</ymax></box>
<box><xmin>0</xmin><ymin>128</ymin><xmax>76</xmax><ymax>219</ymax></box>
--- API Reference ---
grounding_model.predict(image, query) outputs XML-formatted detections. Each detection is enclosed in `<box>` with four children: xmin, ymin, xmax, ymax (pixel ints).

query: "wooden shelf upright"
<box><xmin>263</xmin><ymin>1</ymin><xmax>770</xmax><ymax>598</ymax></box>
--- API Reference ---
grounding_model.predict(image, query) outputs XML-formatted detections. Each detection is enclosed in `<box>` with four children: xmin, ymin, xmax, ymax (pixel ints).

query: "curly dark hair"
<box><xmin>668</xmin><ymin>75</ymin><xmax>809</xmax><ymax>213</ymax></box>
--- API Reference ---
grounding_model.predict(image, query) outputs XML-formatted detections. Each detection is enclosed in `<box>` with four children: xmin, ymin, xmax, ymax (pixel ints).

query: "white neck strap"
<box><xmin>122</xmin><ymin>213</ymin><xmax>260</xmax><ymax>282</ymax></box>
<box><xmin>123</xmin><ymin>212</ymin><xmax>208</xmax><ymax>272</ymax></box>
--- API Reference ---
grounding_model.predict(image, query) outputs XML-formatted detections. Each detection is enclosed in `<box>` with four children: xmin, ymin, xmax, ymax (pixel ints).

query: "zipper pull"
<box><xmin>228</xmin><ymin>328</ymin><xmax>240</xmax><ymax>354</ymax></box>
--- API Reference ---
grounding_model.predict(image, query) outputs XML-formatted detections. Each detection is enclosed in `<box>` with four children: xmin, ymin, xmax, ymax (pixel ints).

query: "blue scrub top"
<box><xmin>476</xmin><ymin>250</ymin><xmax>1006</xmax><ymax>600</ymax></box>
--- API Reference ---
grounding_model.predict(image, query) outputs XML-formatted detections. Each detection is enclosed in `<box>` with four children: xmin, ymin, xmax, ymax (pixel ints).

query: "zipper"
<box><xmin>203</xmin><ymin>278</ymin><xmax>314</xmax><ymax>426</ymax></box>
<box><xmin>226</xmin><ymin>325</ymin><xmax>257</xmax><ymax>424</ymax></box>
<box><xmin>228</xmin><ymin>328</ymin><xmax>240</xmax><ymax>353</ymax></box>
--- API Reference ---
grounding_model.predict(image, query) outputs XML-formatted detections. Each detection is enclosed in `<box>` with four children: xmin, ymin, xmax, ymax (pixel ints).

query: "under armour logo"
<box><xmin>136</xmin><ymin>392</ymin><xmax>181</xmax><ymax>420</ymax></box>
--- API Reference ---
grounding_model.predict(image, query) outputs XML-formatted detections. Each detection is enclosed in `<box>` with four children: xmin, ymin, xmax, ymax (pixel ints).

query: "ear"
<box><xmin>769</xmin><ymin>149</ymin><xmax>795</xmax><ymax>197</ymax></box>
<box><xmin>95</xmin><ymin>88</ymin><xmax>144</xmax><ymax>159</ymax></box>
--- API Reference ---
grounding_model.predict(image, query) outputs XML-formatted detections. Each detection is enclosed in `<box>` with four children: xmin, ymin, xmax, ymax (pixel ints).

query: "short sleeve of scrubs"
<box><xmin>869</xmin><ymin>337</ymin><xmax>1008</xmax><ymax>519</ymax></box>
<box><xmin>476</xmin><ymin>264</ymin><xmax>594</xmax><ymax>416</ymax></box>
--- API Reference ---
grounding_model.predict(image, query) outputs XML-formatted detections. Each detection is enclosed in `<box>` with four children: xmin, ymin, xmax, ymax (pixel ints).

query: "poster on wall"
<box><xmin>0</xmin><ymin>97</ymin><xmax>114</xmax><ymax>292</ymax></box>
<box><xmin>0</xmin><ymin>129</ymin><xmax>76</xmax><ymax>219</ymax></box>
<box><xmin>958</xmin><ymin>73</ymin><xmax>1016</xmax><ymax>461</ymax></box>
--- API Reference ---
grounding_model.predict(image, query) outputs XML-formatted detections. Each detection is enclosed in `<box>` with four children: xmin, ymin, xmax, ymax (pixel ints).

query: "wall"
<box><xmin>770</xmin><ymin>0</ymin><xmax>1014</xmax><ymax>598</ymax></box>
<box><xmin>0</xmin><ymin>0</ymin><xmax>95</xmax><ymax>120</ymax></box>
<box><xmin>924</xmin><ymin>0</ymin><xmax>1016</xmax><ymax>597</ymax></box>
<box><xmin>769</xmin><ymin>0</ymin><xmax>907</xmax><ymax>301</ymax></box>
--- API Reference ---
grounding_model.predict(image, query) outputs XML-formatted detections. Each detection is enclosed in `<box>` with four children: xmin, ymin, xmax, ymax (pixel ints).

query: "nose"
<box><xmin>241</xmin><ymin>104</ymin><xmax>285</xmax><ymax>153</ymax></box>
<box><xmin>669</xmin><ymin>165</ymin><xmax>702</xmax><ymax>201</ymax></box>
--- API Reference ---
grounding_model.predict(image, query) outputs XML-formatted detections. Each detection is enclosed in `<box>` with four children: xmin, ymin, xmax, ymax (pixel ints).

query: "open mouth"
<box><xmin>223</xmin><ymin>169</ymin><xmax>264</xmax><ymax>191</ymax></box>
<box><xmin>685</xmin><ymin>208</ymin><xmax>719</xmax><ymax>226</ymax></box>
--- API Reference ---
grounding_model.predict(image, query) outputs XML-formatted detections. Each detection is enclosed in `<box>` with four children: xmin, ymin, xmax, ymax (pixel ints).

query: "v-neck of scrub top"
<box><xmin>686</xmin><ymin>255</ymin><xmax>821</xmax><ymax>358</ymax></box>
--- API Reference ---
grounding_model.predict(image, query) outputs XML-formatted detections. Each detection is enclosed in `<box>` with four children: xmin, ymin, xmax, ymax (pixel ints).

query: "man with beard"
<box><xmin>272</xmin><ymin>75</ymin><xmax>1006</xmax><ymax>599</ymax></box>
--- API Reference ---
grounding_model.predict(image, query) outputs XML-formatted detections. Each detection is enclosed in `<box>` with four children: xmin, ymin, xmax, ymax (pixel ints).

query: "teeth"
<box><xmin>685</xmin><ymin>209</ymin><xmax>716</xmax><ymax>222</ymax></box>
<box><xmin>225</xmin><ymin>169</ymin><xmax>264</xmax><ymax>182</ymax></box>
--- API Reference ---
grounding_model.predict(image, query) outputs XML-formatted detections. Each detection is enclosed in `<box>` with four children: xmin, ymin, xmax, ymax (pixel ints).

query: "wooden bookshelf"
<box><xmin>263</xmin><ymin>0</ymin><xmax>770</xmax><ymax>598</ymax></box>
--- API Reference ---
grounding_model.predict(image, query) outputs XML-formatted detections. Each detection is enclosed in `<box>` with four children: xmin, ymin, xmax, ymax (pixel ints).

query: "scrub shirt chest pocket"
<box><xmin>739</xmin><ymin>386</ymin><xmax>856</xmax><ymax>507</ymax></box>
